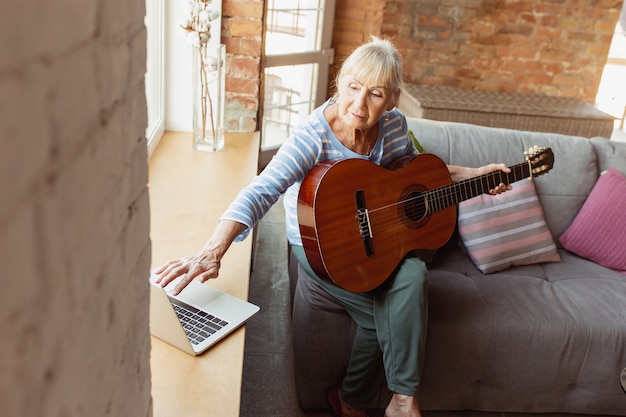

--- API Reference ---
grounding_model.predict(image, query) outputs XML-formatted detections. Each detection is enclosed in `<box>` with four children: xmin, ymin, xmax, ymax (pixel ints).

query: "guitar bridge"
<box><xmin>356</xmin><ymin>190</ymin><xmax>374</xmax><ymax>256</ymax></box>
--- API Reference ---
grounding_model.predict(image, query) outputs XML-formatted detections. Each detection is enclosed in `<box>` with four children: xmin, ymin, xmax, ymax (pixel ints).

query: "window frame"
<box><xmin>260</xmin><ymin>0</ymin><xmax>335</xmax><ymax>166</ymax></box>
<box><xmin>146</xmin><ymin>0</ymin><xmax>165</xmax><ymax>158</ymax></box>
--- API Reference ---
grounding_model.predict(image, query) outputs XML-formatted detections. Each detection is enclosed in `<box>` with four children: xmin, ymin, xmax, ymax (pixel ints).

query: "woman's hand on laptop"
<box><xmin>154</xmin><ymin>249</ymin><xmax>221</xmax><ymax>295</ymax></box>
<box><xmin>154</xmin><ymin>220</ymin><xmax>247</xmax><ymax>295</ymax></box>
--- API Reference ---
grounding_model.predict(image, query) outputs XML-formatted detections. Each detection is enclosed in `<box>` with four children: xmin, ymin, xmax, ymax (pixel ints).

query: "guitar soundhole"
<box><xmin>399</xmin><ymin>185</ymin><xmax>430</xmax><ymax>229</ymax></box>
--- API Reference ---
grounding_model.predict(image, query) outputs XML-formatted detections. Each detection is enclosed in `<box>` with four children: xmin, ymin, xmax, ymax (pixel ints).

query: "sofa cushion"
<box><xmin>425</xmin><ymin>246</ymin><xmax>626</xmax><ymax>414</ymax></box>
<box><xmin>457</xmin><ymin>179</ymin><xmax>560</xmax><ymax>274</ymax></box>
<box><xmin>590</xmin><ymin>138</ymin><xmax>626</xmax><ymax>175</ymax></box>
<box><xmin>559</xmin><ymin>168</ymin><xmax>626</xmax><ymax>275</ymax></box>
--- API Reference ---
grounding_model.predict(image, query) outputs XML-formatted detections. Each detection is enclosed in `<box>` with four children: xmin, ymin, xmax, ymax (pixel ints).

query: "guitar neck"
<box><xmin>426</xmin><ymin>161</ymin><xmax>530</xmax><ymax>213</ymax></box>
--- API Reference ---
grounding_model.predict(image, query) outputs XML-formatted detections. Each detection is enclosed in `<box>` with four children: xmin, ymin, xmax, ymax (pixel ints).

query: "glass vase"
<box><xmin>192</xmin><ymin>43</ymin><xmax>225</xmax><ymax>152</ymax></box>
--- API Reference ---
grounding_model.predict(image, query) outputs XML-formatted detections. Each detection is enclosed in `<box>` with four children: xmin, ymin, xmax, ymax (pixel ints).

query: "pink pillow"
<box><xmin>559</xmin><ymin>168</ymin><xmax>626</xmax><ymax>275</ymax></box>
<box><xmin>458</xmin><ymin>180</ymin><xmax>561</xmax><ymax>274</ymax></box>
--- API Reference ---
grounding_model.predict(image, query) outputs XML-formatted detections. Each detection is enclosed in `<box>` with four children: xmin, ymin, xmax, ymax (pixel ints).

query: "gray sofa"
<box><xmin>289</xmin><ymin>117</ymin><xmax>626</xmax><ymax>415</ymax></box>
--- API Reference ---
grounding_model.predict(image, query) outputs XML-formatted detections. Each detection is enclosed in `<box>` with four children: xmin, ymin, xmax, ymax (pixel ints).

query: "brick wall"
<box><xmin>333</xmin><ymin>0</ymin><xmax>624</xmax><ymax>103</ymax></box>
<box><xmin>220</xmin><ymin>0</ymin><xmax>622</xmax><ymax>127</ymax></box>
<box><xmin>0</xmin><ymin>1</ymin><xmax>152</xmax><ymax>416</ymax></box>
<box><xmin>330</xmin><ymin>0</ymin><xmax>387</xmax><ymax>94</ymax></box>
<box><xmin>222</xmin><ymin>0</ymin><xmax>264</xmax><ymax>132</ymax></box>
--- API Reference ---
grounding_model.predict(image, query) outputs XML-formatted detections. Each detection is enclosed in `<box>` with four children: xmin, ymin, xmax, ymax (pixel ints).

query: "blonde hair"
<box><xmin>333</xmin><ymin>36</ymin><xmax>403</xmax><ymax>99</ymax></box>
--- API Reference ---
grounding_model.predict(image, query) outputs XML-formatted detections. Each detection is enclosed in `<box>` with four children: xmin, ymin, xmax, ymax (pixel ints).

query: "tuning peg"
<box><xmin>524</xmin><ymin>145</ymin><xmax>545</xmax><ymax>158</ymax></box>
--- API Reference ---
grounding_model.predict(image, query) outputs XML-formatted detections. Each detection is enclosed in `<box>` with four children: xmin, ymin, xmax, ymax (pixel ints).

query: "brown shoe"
<box><xmin>327</xmin><ymin>386</ymin><xmax>369</xmax><ymax>417</ymax></box>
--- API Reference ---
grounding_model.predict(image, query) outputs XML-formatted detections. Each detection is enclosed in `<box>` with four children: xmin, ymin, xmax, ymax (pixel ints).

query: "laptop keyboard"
<box><xmin>169</xmin><ymin>297</ymin><xmax>229</xmax><ymax>345</ymax></box>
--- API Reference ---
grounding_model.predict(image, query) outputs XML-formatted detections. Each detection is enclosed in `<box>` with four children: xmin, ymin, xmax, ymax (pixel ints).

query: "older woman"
<box><xmin>155</xmin><ymin>37</ymin><xmax>510</xmax><ymax>417</ymax></box>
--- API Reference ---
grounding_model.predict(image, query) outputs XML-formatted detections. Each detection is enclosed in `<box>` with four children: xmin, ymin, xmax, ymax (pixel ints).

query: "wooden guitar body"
<box><xmin>297</xmin><ymin>155</ymin><xmax>456</xmax><ymax>293</ymax></box>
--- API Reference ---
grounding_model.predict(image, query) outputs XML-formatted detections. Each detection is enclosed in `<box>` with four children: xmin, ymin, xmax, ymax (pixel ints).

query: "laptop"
<box><xmin>149</xmin><ymin>272</ymin><xmax>260</xmax><ymax>356</ymax></box>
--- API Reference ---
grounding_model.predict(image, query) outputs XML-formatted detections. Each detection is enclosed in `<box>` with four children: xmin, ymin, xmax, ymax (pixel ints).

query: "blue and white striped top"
<box><xmin>220</xmin><ymin>99</ymin><xmax>418</xmax><ymax>246</ymax></box>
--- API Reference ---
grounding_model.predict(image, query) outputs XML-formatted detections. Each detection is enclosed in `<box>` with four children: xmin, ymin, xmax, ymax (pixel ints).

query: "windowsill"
<box><xmin>148</xmin><ymin>130</ymin><xmax>260</xmax><ymax>417</ymax></box>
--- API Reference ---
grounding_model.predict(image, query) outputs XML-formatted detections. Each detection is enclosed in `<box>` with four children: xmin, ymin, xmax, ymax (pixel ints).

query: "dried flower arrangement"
<box><xmin>179</xmin><ymin>0</ymin><xmax>222</xmax><ymax>147</ymax></box>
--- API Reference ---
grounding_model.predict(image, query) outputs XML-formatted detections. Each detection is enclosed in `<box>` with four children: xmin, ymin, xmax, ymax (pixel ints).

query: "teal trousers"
<box><xmin>291</xmin><ymin>245</ymin><xmax>428</xmax><ymax>410</ymax></box>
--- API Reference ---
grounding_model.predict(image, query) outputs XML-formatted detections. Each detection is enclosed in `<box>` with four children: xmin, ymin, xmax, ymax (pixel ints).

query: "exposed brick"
<box><xmin>456</xmin><ymin>67</ymin><xmax>482</xmax><ymax>79</ymax></box>
<box><xmin>568</xmin><ymin>32</ymin><xmax>598</xmax><ymax>43</ymax></box>
<box><xmin>334</xmin><ymin>18</ymin><xmax>367</xmax><ymax>33</ymax></box>
<box><xmin>369</xmin><ymin>0</ymin><xmax>623</xmax><ymax>101</ymax></box>
<box><xmin>544</xmin><ymin>62</ymin><xmax>565</xmax><ymax>74</ymax></box>
<box><xmin>539</xmin><ymin>49</ymin><xmax>575</xmax><ymax>62</ymax></box>
<box><xmin>540</xmin><ymin>15</ymin><xmax>560</xmax><ymax>27</ymax></box>
<box><xmin>535</xmin><ymin>27</ymin><xmax>563</xmax><ymax>39</ymax></box>
<box><xmin>228</xmin><ymin>18</ymin><xmax>263</xmax><ymax>38</ymax></box>
<box><xmin>496</xmin><ymin>46</ymin><xmax>537</xmax><ymax>60</ymax></box>
<box><xmin>239</xmin><ymin>115</ymin><xmax>258</xmax><ymax>131</ymax></box>
<box><xmin>220</xmin><ymin>0</ymin><xmax>262</xmax><ymax>132</ymax></box>
<box><xmin>553</xmin><ymin>72</ymin><xmax>586</xmax><ymax>87</ymax></box>
<box><xmin>595</xmin><ymin>17</ymin><xmax>621</xmax><ymax>32</ymax></box>
<box><xmin>432</xmin><ymin>64</ymin><xmax>456</xmax><ymax>78</ymax></box>
<box><xmin>419</xmin><ymin>15</ymin><xmax>453</xmax><ymax>30</ymax></box>
<box><xmin>534</xmin><ymin>2</ymin><xmax>567</xmax><ymax>15</ymax></box>
<box><xmin>335</xmin><ymin>2</ymin><xmax>367</xmax><ymax>20</ymax></box>
<box><xmin>499</xmin><ymin>59</ymin><xmax>526</xmax><ymax>73</ymax></box>
<box><xmin>519</xmin><ymin>12</ymin><xmax>537</xmax><ymax>24</ymax></box>
<box><xmin>222</xmin><ymin>0</ymin><xmax>264</xmax><ymax>19</ymax></box>
<box><xmin>226</xmin><ymin>75</ymin><xmax>259</xmax><ymax>95</ymax></box>
<box><xmin>223</xmin><ymin>37</ymin><xmax>262</xmax><ymax>57</ymax></box>
<box><xmin>459</xmin><ymin>20</ymin><xmax>497</xmax><ymax>37</ymax></box>
<box><xmin>586</xmin><ymin>42</ymin><xmax>613</xmax><ymax>57</ymax></box>
<box><xmin>515</xmin><ymin>72</ymin><xmax>554</xmax><ymax>86</ymax></box>
<box><xmin>229</xmin><ymin>55</ymin><xmax>260</xmax><ymax>78</ymax></box>
<box><xmin>228</xmin><ymin>94</ymin><xmax>259</xmax><ymax>111</ymax></box>
<box><xmin>424</xmin><ymin>40</ymin><xmax>458</xmax><ymax>53</ymax></box>
<box><xmin>509</xmin><ymin>35</ymin><xmax>533</xmax><ymax>48</ymax></box>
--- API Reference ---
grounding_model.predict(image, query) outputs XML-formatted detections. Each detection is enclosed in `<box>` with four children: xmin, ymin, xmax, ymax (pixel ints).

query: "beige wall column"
<box><xmin>0</xmin><ymin>1</ymin><xmax>152</xmax><ymax>416</ymax></box>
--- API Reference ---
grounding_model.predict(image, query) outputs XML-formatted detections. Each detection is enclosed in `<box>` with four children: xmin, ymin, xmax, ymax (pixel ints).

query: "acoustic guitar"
<box><xmin>297</xmin><ymin>146</ymin><xmax>554</xmax><ymax>292</ymax></box>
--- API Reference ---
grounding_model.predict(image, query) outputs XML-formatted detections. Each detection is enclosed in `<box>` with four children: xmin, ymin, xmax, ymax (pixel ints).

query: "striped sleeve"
<box><xmin>219</xmin><ymin>120</ymin><xmax>324</xmax><ymax>241</ymax></box>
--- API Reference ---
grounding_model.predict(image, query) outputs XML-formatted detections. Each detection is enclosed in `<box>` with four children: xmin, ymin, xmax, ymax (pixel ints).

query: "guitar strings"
<box><xmin>366</xmin><ymin>169</ymin><xmax>505</xmax><ymax>215</ymax></box>
<box><xmin>360</xmin><ymin>167</ymin><xmax>527</xmax><ymax>231</ymax></box>
<box><xmin>349</xmin><ymin>150</ymin><xmax>551</xmax><ymax>239</ymax></box>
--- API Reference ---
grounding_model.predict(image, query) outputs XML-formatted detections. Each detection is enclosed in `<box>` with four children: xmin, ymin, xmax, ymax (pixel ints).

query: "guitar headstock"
<box><xmin>524</xmin><ymin>146</ymin><xmax>554</xmax><ymax>177</ymax></box>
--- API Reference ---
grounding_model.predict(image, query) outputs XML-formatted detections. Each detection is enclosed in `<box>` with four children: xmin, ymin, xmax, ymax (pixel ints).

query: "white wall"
<box><xmin>0</xmin><ymin>0</ymin><xmax>152</xmax><ymax>416</ymax></box>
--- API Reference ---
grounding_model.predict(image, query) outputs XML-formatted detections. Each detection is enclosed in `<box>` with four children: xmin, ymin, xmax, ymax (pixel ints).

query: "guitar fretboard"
<box><xmin>425</xmin><ymin>161</ymin><xmax>531</xmax><ymax>213</ymax></box>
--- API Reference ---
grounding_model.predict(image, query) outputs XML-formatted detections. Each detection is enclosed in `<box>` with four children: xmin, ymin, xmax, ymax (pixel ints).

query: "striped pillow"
<box><xmin>457</xmin><ymin>180</ymin><xmax>560</xmax><ymax>274</ymax></box>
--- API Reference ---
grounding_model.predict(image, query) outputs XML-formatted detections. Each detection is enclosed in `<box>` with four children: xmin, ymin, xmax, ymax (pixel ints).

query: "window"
<box><xmin>145</xmin><ymin>0</ymin><xmax>165</xmax><ymax>157</ymax></box>
<box><xmin>261</xmin><ymin>0</ymin><xmax>335</xmax><ymax>164</ymax></box>
<box><xmin>596</xmin><ymin>2</ymin><xmax>626</xmax><ymax>135</ymax></box>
